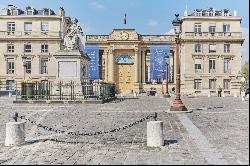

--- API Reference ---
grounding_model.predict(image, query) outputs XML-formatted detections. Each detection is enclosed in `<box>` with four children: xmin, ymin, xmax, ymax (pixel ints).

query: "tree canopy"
<box><xmin>242</xmin><ymin>60</ymin><xmax>249</xmax><ymax>81</ymax></box>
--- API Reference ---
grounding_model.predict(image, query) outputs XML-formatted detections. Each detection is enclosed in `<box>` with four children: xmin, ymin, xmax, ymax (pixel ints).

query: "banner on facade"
<box><xmin>150</xmin><ymin>45</ymin><xmax>170</xmax><ymax>82</ymax></box>
<box><xmin>85</xmin><ymin>46</ymin><xmax>99</xmax><ymax>80</ymax></box>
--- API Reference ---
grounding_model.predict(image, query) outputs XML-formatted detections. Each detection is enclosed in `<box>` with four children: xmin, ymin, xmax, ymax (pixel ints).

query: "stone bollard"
<box><xmin>247</xmin><ymin>94</ymin><xmax>249</xmax><ymax>99</ymax></box>
<box><xmin>234</xmin><ymin>93</ymin><xmax>237</xmax><ymax>98</ymax></box>
<box><xmin>133</xmin><ymin>92</ymin><xmax>137</xmax><ymax>97</ymax></box>
<box><xmin>147</xmin><ymin>121</ymin><xmax>164</xmax><ymax>147</ymax></box>
<box><xmin>5</xmin><ymin>121</ymin><xmax>26</xmax><ymax>146</ymax></box>
<box><xmin>9</xmin><ymin>92</ymin><xmax>12</xmax><ymax>97</ymax></box>
<box><xmin>207</xmin><ymin>91</ymin><xmax>211</xmax><ymax>98</ymax></box>
<box><xmin>241</xmin><ymin>95</ymin><xmax>245</xmax><ymax>101</ymax></box>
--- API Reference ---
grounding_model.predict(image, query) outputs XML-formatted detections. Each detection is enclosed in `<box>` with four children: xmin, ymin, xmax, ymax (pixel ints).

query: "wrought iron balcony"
<box><xmin>184</xmin><ymin>32</ymin><xmax>243</xmax><ymax>40</ymax></box>
<box><xmin>0</xmin><ymin>31</ymin><xmax>62</xmax><ymax>39</ymax></box>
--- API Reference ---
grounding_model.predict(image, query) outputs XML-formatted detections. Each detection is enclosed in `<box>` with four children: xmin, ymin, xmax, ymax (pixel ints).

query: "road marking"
<box><xmin>177</xmin><ymin>114</ymin><xmax>228</xmax><ymax>165</ymax></box>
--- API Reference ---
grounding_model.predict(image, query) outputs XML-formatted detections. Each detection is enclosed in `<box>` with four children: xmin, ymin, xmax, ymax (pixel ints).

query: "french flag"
<box><xmin>124</xmin><ymin>13</ymin><xmax>127</xmax><ymax>25</ymax></box>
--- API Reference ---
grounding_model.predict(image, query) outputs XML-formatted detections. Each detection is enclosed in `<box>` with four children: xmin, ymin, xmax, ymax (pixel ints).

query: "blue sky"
<box><xmin>0</xmin><ymin>0</ymin><xmax>249</xmax><ymax>63</ymax></box>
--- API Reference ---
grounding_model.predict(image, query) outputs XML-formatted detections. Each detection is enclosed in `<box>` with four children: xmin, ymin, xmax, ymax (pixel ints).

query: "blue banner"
<box><xmin>150</xmin><ymin>45</ymin><xmax>170</xmax><ymax>82</ymax></box>
<box><xmin>85</xmin><ymin>46</ymin><xmax>99</xmax><ymax>80</ymax></box>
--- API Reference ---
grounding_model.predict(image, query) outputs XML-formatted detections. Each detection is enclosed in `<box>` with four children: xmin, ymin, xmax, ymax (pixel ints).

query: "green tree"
<box><xmin>241</xmin><ymin>60</ymin><xmax>249</xmax><ymax>81</ymax></box>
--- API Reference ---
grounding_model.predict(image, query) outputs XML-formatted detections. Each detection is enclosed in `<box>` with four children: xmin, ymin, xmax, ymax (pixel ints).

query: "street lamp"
<box><xmin>163</xmin><ymin>53</ymin><xmax>170</xmax><ymax>98</ymax></box>
<box><xmin>22</xmin><ymin>56</ymin><xmax>27</xmax><ymax>82</ymax></box>
<box><xmin>170</xmin><ymin>14</ymin><xmax>188</xmax><ymax>112</ymax></box>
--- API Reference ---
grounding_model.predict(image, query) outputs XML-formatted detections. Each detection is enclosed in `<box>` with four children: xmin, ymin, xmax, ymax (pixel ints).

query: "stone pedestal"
<box><xmin>5</xmin><ymin>122</ymin><xmax>25</xmax><ymax>146</ymax></box>
<box><xmin>147</xmin><ymin>121</ymin><xmax>164</xmax><ymax>147</ymax></box>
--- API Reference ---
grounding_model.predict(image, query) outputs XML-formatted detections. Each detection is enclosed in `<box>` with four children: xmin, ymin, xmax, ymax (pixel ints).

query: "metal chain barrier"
<box><xmin>14</xmin><ymin>112</ymin><xmax>157</xmax><ymax>137</ymax></box>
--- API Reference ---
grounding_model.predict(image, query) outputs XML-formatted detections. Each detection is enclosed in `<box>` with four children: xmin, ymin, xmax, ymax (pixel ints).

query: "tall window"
<box><xmin>7</xmin><ymin>22</ymin><xmax>15</xmax><ymax>32</ymax></box>
<box><xmin>6</xmin><ymin>80</ymin><xmax>15</xmax><ymax>90</ymax></box>
<box><xmin>7</xmin><ymin>58</ymin><xmax>14</xmax><ymax>74</ymax></box>
<box><xmin>194</xmin><ymin>79</ymin><xmax>202</xmax><ymax>90</ymax></box>
<box><xmin>25</xmin><ymin>58</ymin><xmax>32</xmax><ymax>74</ymax></box>
<box><xmin>224</xmin><ymin>58</ymin><xmax>230</xmax><ymax>73</ymax></box>
<box><xmin>194</xmin><ymin>23</ymin><xmax>202</xmax><ymax>32</ymax></box>
<box><xmin>24</xmin><ymin>43</ymin><xmax>32</xmax><ymax>52</ymax></box>
<box><xmin>7</xmin><ymin>43</ymin><xmax>14</xmax><ymax>52</ymax></box>
<box><xmin>224</xmin><ymin>44</ymin><xmax>230</xmax><ymax>53</ymax></box>
<box><xmin>209</xmin><ymin>79</ymin><xmax>216</xmax><ymax>89</ymax></box>
<box><xmin>209</xmin><ymin>44</ymin><xmax>216</xmax><ymax>53</ymax></box>
<box><xmin>195</xmin><ymin>44</ymin><xmax>202</xmax><ymax>53</ymax></box>
<box><xmin>223</xmin><ymin>24</ymin><xmax>230</xmax><ymax>32</ymax></box>
<box><xmin>41</xmin><ymin>22</ymin><xmax>48</xmax><ymax>32</ymax></box>
<box><xmin>209</xmin><ymin>59</ymin><xmax>216</xmax><ymax>73</ymax></box>
<box><xmin>24</xmin><ymin>22</ymin><xmax>32</xmax><ymax>31</ymax></box>
<box><xmin>40</xmin><ymin>59</ymin><xmax>48</xmax><ymax>74</ymax></box>
<box><xmin>209</xmin><ymin>23</ymin><xmax>216</xmax><ymax>33</ymax></box>
<box><xmin>223</xmin><ymin>79</ymin><xmax>230</xmax><ymax>89</ymax></box>
<box><xmin>41</xmin><ymin>43</ymin><xmax>48</xmax><ymax>53</ymax></box>
<box><xmin>195</xmin><ymin>59</ymin><xmax>202</xmax><ymax>73</ymax></box>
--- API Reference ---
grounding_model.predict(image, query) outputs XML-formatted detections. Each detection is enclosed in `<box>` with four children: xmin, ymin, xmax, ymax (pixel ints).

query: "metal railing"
<box><xmin>184</xmin><ymin>32</ymin><xmax>243</xmax><ymax>39</ymax></box>
<box><xmin>16</xmin><ymin>81</ymin><xmax>116</xmax><ymax>101</ymax></box>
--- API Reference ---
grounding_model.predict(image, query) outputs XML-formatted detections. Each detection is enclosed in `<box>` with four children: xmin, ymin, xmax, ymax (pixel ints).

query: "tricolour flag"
<box><xmin>124</xmin><ymin>13</ymin><xmax>127</xmax><ymax>25</ymax></box>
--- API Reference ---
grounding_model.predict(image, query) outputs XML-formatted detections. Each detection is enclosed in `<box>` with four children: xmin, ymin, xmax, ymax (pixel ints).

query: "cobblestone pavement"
<box><xmin>0</xmin><ymin>95</ymin><xmax>249</xmax><ymax>165</ymax></box>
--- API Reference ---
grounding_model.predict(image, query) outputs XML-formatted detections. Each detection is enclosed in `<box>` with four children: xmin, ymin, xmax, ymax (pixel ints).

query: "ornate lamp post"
<box><xmin>163</xmin><ymin>54</ymin><xmax>170</xmax><ymax>98</ymax></box>
<box><xmin>170</xmin><ymin>14</ymin><xmax>188</xmax><ymax>112</ymax></box>
<box><xmin>22</xmin><ymin>56</ymin><xmax>27</xmax><ymax>82</ymax></box>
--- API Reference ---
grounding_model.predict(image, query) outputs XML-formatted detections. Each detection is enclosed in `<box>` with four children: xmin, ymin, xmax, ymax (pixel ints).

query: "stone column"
<box><xmin>134</xmin><ymin>47</ymin><xmax>139</xmax><ymax>93</ymax></box>
<box><xmin>142</xmin><ymin>49</ymin><xmax>146</xmax><ymax>83</ymax></box>
<box><xmin>104</xmin><ymin>49</ymin><xmax>109</xmax><ymax>82</ymax></box>
<box><xmin>134</xmin><ymin>48</ymin><xmax>139</xmax><ymax>83</ymax></box>
<box><xmin>109</xmin><ymin>48</ymin><xmax>115</xmax><ymax>82</ymax></box>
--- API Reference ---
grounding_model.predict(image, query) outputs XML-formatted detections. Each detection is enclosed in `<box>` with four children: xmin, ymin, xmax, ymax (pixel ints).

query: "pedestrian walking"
<box><xmin>218</xmin><ymin>86</ymin><xmax>222</xmax><ymax>97</ymax></box>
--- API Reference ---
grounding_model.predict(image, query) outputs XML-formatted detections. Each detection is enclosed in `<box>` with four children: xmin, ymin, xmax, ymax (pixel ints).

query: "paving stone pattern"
<box><xmin>0</xmin><ymin>95</ymin><xmax>249</xmax><ymax>165</ymax></box>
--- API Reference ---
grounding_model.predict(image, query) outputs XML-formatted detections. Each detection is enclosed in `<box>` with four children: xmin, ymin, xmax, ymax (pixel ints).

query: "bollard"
<box><xmin>147</xmin><ymin>121</ymin><xmax>164</xmax><ymax>147</ymax></box>
<box><xmin>5</xmin><ymin>121</ymin><xmax>25</xmax><ymax>146</ymax></box>
<box><xmin>133</xmin><ymin>92</ymin><xmax>137</xmax><ymax>97</ymax></box>
<box><xmin>241</xmin><ymin>95</ymin><xmax>245</xmax><ymax>101</ymax></box>
<box><xmin>234</xmin><ymin>93</ymin><xmax>237</xmax><ymax>98</ymax></box>
<box><xmin>207</xmin><ymin>91</ymin><xmax>211</xmax><ymax>98</ymax></box>
<box><xmin>247</xmin><ymin>94</ymin><xmax>249</xmax><ymax>99</ymax></box>
<box><xmin>9</xmin><ymin>92</ymin><xmax>12</xmax><ymax>97</ymax></box>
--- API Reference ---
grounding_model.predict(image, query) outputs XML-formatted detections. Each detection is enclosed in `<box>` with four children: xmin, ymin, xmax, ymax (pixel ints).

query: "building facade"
<box><xmin>0</xmin><ymin>5</ymin><xmax>88</xmax><ymax>93</ymax></box>
<box><xmin>0</xmin><ymin>5</ymin><xmax>245</xmax><ymax>96</ymax></box>
<box><xmin>181</xmin><ymin>8</ymin><xmax>244</xmax><ymax>96</ymax></box>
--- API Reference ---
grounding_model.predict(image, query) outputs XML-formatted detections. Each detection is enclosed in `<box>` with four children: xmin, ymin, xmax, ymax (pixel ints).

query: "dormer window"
<box><xmin>209</xmin><ymin>11</ymin><xmax>214</xmax><ymax>16</ymax></box>
<box><xmin>43</xmin><ymin>9</ymin><xmax>50</xmax><ymax>15</ymax></box>
<box><xmin>26</xmin><ymin>10</ymin><xmax>33</xmax><ymax>15</ymax></box>
<box><xmin>11</xmin><ymin>9</ymin><xmax>19</xmax><ymax>15</ymax></box>
<box><xmin>196</xmin><ymin>11</ymin><xmax>202</xmax><ymax>16</ymax></box>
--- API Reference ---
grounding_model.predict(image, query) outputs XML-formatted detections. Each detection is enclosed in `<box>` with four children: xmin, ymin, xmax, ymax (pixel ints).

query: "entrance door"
<box><xmin>116</xmin><ymin>64</ymin><xmax>133</xmax><ymax>93</ymax></box>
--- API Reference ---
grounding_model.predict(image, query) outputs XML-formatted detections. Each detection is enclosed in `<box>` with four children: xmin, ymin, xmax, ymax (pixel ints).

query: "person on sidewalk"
<box><xmin>218</xmin><ymin>86</ymin><xmax>222</xmax><ymax>97</ymax></box>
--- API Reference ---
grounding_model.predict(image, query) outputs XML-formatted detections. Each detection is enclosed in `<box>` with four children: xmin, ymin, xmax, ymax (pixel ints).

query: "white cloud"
<box><xmin>147</xmin><ymin>19</ymin><xmax>158</xmax><ymax>27</ymax></box>
<box><xmin>241</xmin><ymin>27</ymin><xmax>249</xmax><ymax>64</ymax></box>
<box><xmin>89</xmin><ymin>1</ymin><xmax>104</xmax><ymax>10</ymax></box>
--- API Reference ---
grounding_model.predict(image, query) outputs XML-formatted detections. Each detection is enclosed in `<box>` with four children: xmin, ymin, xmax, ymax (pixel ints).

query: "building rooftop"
<box><xmin>1</xmin><ymin>4</ymin><xmax>57</xmax><ymax>16</ymax></box>
<box><xmin>187</xmin><ymin>7</ymin><xmax>234</xmax><ymax>17</ymax></box>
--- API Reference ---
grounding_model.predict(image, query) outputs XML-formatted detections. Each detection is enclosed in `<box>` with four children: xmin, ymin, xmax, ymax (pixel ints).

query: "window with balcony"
<box><xmin>194</xmin><ymin>23</ymin><xmax>202</xmax><ymax>33</ymax></box>
<box><xmin>24</xmin><ymin>43</ymin><xmax>32</xmax><ymax>53</ymax></box>
<box><xmin>7</xmin><ymin>43</ymin><xmax>14</xmax><ymax>53</ymax></box>
<box><xmin>7</xmin><ymin>58</ymin><xmax>14</xmax><ymax>74</ymax></box>
<box><xmin>194</xmin><ymin>79</ymin><xmax>202</xmax><ymax>90</ymax></box>
<box><xmin>223</xmin><ymin>79</ymin><xmax>230</xmax><ymax>89</ymax></box>
<box><xmin>40</xmin><ymin>58</ymin><xmax>48</xmax><ymax>74</ymax></box>
<box><xmin>25</xmin><ymin>58</ymin><xmax>32</xmax><ymax>74</ymax></box>
<box><xmin>195</xmin><ymin>59</ymin><xmax>202</xmax><ymax>73</ymax></box>
<box><xmin>209</xmin><ymin>44</ymin><xmax>216</xmax><ymax>53</ymax></box>
<box><xmin>41</xmin><ymin>43</ymin><xmax>48</xmax><ymax>53</ymax></box>
<box><xmin>224</xmin><ymin>44</ymin><xmax>230</xmax><ymax>53</ymax></box>
<box><xmin>7</xmin><ymin>22</ymin><xmax>15</xmax><ymax>35</ymax></box>
<box><xmin>195</xmin><ymin>44</ymin><xmax>202</xmax><ymax>53</ymax></box>
<box><xmin>224</xmin><ymin>58</ymin><xmax>230</xmax><ymax>73</ymax></box>
<box><xmin>209</xmin><ymin>59</ymin><xmax>216</xmax><ymax>73</ymax></box>
<box><xmin>209</xmin><ymin>23</ymin><xmax>216</xmax><ymax>33</ymax></box>
<box><xmin>223</xmin><ymin>24</ymin><xmax>230</xmax><ymax>32</ymax></box>
<box><xmin>24</xmin><ymin>22</ymin><xmax>32</xmax><ymax>31</ymax></box>
<box><xmin>209</xmin><ymin>79</ymin><xmax>216</xmax><ymax>89</ymax></box>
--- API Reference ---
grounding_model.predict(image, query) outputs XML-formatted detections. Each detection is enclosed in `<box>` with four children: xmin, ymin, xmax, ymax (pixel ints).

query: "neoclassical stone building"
<box><xmin>0</xmin><ymin>5</ymin><xmax>245</xmax><ymax>96</ymax></box>
<box><xmin>0</xmin><ymin>5</ymin><xmax>88</xmax><ymax>93</ymax></box>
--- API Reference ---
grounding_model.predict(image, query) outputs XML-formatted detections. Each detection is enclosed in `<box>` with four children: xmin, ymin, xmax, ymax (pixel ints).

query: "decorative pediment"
<box><xmin>115</xmin><ymin>55</ymin><xmax>134</xmax><ymax>65</ymax></box>
<box><xmin>109</xmin><ymin>29</ymin><xmax>139</xmax><ymax>41</ymax></box>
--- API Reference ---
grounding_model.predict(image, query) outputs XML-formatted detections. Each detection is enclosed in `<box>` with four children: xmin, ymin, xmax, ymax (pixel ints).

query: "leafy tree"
<box><xmin>241</xmin><ymin>60</ymin><xmax>249</xmax><ymax>81</ymax></box>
